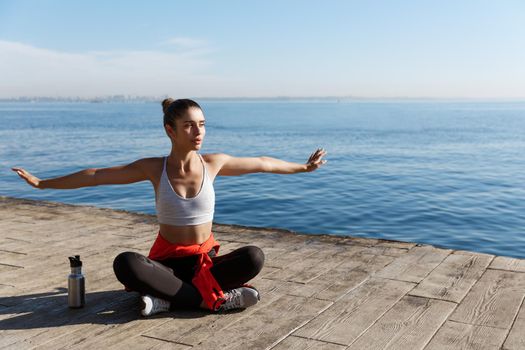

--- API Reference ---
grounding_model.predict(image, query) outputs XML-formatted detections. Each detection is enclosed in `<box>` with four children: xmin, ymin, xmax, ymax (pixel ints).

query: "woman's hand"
<box><xmin>11</xmin><ymin>167</ymin><xmax>42</xmax><ymax>189</ymax></box>
<box><xmin>305</xmin><ymin>148</ymin><xmax>328</xmax><ymax>172</ymax></box>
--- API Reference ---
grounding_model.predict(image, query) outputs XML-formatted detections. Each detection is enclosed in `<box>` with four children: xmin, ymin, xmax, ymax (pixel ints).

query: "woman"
<box><xmin>12</xmin><ymin>98</ymin><xmax>328</xmax><ymax>316</ymax></box>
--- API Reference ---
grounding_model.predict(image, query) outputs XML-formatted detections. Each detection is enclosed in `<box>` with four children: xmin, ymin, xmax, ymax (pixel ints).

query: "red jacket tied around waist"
<box><xmin>147</xmin><ymin>232</ymin><xmax>225</xmax><ymax>311</ymax></box>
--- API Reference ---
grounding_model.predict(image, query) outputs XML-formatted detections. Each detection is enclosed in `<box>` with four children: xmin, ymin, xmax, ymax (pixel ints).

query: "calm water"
<box><xmin>1</xmin><ymin>100</ymin><xmax>525</xmax><ymax>258</ymax></box>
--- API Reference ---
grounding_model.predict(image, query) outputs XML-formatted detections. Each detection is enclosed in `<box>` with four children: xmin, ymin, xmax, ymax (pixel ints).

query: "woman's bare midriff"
<box><xmin>159</xmin><ymin>221</ymin><xmax>213</xmax><ymax>245</ymax></box>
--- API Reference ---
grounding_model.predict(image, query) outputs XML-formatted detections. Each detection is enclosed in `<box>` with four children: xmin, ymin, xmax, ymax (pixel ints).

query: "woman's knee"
<box><xmin>113</xmin><ymin>251</ymin><xmax>173</xmax><ymax>279</ymax></box>
<box><xmin>113</xmin><ymin>251</ymin><xmax>136</xmax><ymax>279</ymax></box>
<box><xmin>244</xmin><ymin>246</ymin><xmax>265</xmax><ymax>273</ymax></box>
<box><xmin>112</xmin><ymin>251</ymin><xmax>153</xmax><ymax>282</ymax></box>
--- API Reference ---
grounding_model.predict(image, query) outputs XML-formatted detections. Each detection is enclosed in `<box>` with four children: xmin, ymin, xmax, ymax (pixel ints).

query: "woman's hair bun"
<box><xmin>161</xmin><ymin>98</ymin><xmax>201</xmax><ymax>127</ymax></box>
<box><xmin>161</xmin><ymin>98</ymin><xmax>175</xmax><ymax>114</ymax></box>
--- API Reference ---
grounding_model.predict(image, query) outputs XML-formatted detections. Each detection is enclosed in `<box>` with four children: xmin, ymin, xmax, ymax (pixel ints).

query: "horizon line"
<box><xmin>2</xmin><ymin>95</ymin><xmax>525</xmax><ymax>102</ymax></box>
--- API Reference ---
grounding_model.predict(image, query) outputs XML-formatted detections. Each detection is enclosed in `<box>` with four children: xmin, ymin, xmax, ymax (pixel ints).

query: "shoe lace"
<box><xmin>222</xmin><ymin>289</ymin><xmax>242</xmax><ymax>310</ymax></box>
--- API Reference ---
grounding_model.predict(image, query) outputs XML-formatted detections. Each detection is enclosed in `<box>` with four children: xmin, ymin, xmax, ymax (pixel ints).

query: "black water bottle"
<box><xmin>68</xmin><ymin>255</ymin><xmax>85</xmax><ymax>308</ymax></box>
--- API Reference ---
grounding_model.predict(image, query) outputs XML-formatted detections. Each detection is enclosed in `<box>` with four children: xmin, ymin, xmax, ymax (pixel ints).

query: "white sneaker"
<box><xmin>218</xmin><ymin>286</ymin><xmax>260</xmax><ymax>312</ymax></box>
<box><xmin>141</xmin><ymin>295</ymin><xmax>171</xmax><ymax>317</ymax></box>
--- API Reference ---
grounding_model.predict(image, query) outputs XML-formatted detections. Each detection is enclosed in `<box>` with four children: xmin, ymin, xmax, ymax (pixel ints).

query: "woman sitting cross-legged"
<box><xmin>12</xmin><ymin>98</ymin><xmax>327</xmax><ymax>316</ymax></box>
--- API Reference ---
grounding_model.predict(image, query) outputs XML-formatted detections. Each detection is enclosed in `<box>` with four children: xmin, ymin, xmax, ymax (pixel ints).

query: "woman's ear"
<box><xmin>165</xmin><ymin>124</ymin><xmax>176</xmax><ymax>139</ymax></box>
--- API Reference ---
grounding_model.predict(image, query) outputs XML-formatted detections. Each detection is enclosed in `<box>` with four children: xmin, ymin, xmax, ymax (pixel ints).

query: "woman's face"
<box><xmin>167</xmin><ymin>107</ymin><xmax>206</xmax><ymax>150</ymax></box>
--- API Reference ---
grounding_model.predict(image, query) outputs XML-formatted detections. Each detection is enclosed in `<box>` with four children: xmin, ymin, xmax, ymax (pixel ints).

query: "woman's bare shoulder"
<box><xmin>136</xmin><ymin>156</ymin><xmax>163</xmax><ymax>166</ymax></box>
<box><xmin>201</xmin><ymin>153</ymin><xmax>229</xmax><ymax>177</ymax></box>
<box><xmin>134</xmin><ymin>156</ymin><xmax>164</xmax><ymax>175</ymax></box>
<box><xmin>201</xmin><ymin>153</ymin><xmax>229</xmax><ymax>163</ymax></box>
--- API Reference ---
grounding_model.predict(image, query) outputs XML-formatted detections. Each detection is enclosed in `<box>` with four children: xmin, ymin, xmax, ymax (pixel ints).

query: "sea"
<box><xmin>1</xmin><ymin>99</ymin><xmax>525</xmax><ymax>258</ymax></box>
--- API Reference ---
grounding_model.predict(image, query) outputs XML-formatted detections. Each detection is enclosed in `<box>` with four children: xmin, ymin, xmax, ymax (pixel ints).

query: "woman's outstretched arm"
<box><xmin>215</xmin><ymin>148</ymin><xmax>327</xmax><ymax>176</ymax></box>
<box><xmin>11</xmin><ymin>158</ymin><xmax>152</xmax><ymax>190</ymax></box>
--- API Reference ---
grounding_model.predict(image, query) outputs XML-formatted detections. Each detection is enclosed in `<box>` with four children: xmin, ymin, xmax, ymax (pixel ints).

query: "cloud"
<box><xmin>0</xmin><ymin>39</ymin><xmax>219</xmax><ymax>98</ymax></box>
<box><xmin>161</xmin><ymin>36</ymin><xmax>208</xmax><ymax>49</ymax></box>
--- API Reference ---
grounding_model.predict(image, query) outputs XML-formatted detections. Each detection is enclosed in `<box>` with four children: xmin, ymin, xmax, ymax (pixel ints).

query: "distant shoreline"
<box><xmin>1</xmin><ymin>96</ymin><xmax>525</xmax><ymax>103</ymax></box>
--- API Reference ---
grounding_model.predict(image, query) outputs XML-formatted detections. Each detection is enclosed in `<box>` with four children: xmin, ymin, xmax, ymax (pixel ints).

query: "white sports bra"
<box><xmin>155</xmin><ymin>153</ymin><xmax>215</xmax><ymax>226</ymax></box>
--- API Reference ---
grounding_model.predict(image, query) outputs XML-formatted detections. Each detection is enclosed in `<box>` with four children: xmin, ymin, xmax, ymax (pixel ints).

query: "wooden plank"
<box><xmin>272</xmin><ymin>335</ymin><xmax>346</xmax><ymax>350</ymax></box>
<box><xmin>375</xmin><ymin>245</ymin><xmax>451</xmax><ymax>283</ymax></box>
<box><xmin>263</xmin><ymin>246</ymin><xmax>322</xmax><ymax>270</ymax></box>
<box><xmin>489</xmin><ymin>256</ymin><xmax>525</xmax><ymax>272</ymax></box>
<box><xmin>502</xmin><ymin>298</ymin><xmax>525</xmax><ymax>350</ymax></box>
<box><xmin>259</xmin><ymin>267</ymin><xmax>369</xmax><ymax>302</ymax></box>
<box><xmin>346</xmin><ymin>296</ymin><xmax>456</xmax><ymax>350</ymax></box>
<box><xmin>319</xmin><ymin>255</ymin><xmax>394</xmax><ymax>298</ymax></box>
<box><xmin>449</xmin><ymin>269</ymin><xmax>525</xmax><ymax>329</ymax></box>
<box><xmin>142</xmin><ymin>286</ymin><xmax>287</xmax><ymax>346</ymax></box>
<box><xmin>0</xmin><ymin>245</ymin><xmax>114</xmax><ymax>281</ymax></box>
<box><xmin>374</xmin><ymin>240</ymin><xmax>417</xmax><ymax>249</ymax></box>
<box><xmin>0</xmin><ymin>290</ymin><xmax>136</xmax><ymax>348</ymax></box>
<box><xmin>0</xmin><ymin>247</ymin><xmax>121</xmax><ymax>300</ymax></box>
<box><xmin>0</xmin><ymin>263</ymin><xmax>24</xmax><ymax>274</ymax></box>
<box><xmin>47</xmin><ymin>313</ymin><xmax>172</xmax><ymax>349</ymax></box>
<box><xmin>409</xmin><ymin>252</ymin><xmax>493</xmax><ymax>302</ymax></box>
<box><xmin>334</xmin><ymin>252</ymin><xmax>395</xmax><ymax>274</ymax></box>
<box><xmin>13</xmin><ymin>289</ymin><xmax>161</xmax><ymax>349</ymax></box>
<box><xmin>2</xmin><ymin>197</ymin><xmax>525</xmax><ymax>349</ymax></box>
<box><xmin>191</xmin><ymin>295</ymin><xmax>332</xmax><ymax>350</ymax></box>
<box><xmin>4</xmin><ymin>269</ymin><xmax>117</xmax><ymax>301</ymax></box>
<box><xmin>280</xmin><ymin>253</ymin><xmax>394</xmax><ymax>301</ymax></box>
<box><xmin>424</xmin><ymin>320</ymin><xmax>508</xmax><ymax>350</ymax></box>
<box><xmin>106</xmin><ymin>335</ymin><xmax>191</xmax><ymax>350</ymax></box>
<box><xmin>360</xmin><ymin>246</ymin><xmax>409</xmax><ymax>257</ymax></box>
<box><xmin>277</xmin><ymin>269</ymin><xmax>370</xmax><ymax>301</ymax></box>
<box><xmin>328</xmin><ymin>244</ymin><xmax>369</xmax><ymax>258</ymax></box>
<box><xmin>111</xmin><ymin>234</ymin><xmax>158</xmax><ymax>251</ymax></box>
<box><xmin>0</xmin><ymin>287</ymin><xmax>69</xmax><ymax>315</ymax></box>
<box><xmin>293</xmin><ymin>278</ymin><xmax>415</xmax><ymax>345</ymax></box>
<box><xmin>337</xmin><ymin>236</ymin><xmax>380</xmax><ymax>246</ymax></box>
<box><xmin>263</xmin><ymin>248</ymin><xmax>348</xmax><ymax>283</ymax></box>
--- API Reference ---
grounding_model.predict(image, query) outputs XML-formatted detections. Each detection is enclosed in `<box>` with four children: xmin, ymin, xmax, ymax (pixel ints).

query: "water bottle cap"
<box><xmin>69</xmin><ymin>255</ymin><xmax>82</xmax><ymax>267</ymax></box>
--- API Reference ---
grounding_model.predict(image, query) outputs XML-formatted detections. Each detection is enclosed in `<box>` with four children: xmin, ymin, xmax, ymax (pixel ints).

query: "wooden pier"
<box><xmin>1</xmin><ymin>196</ymin><xmax>524</xmax><ymax>349</ymax></box>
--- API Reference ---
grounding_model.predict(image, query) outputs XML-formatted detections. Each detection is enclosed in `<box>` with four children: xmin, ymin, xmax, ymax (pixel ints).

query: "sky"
<box><xmin>1</xmin><ymin>0</ymin><xmax>524</xmax><ymax>99</ymax></box>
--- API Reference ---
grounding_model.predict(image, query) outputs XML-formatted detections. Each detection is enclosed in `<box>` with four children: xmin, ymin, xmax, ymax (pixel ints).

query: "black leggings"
<box><xmin>113</xmin><ymin>245</ymin><xmax>265</xmax><ymax>309</ymax></box>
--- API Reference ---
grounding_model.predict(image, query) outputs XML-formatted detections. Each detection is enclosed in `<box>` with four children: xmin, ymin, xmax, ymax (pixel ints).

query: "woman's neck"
<box><xmin>167</xmin><ymin>150</ymin><xmax>198</xmax><ymax>173</ymax></box>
